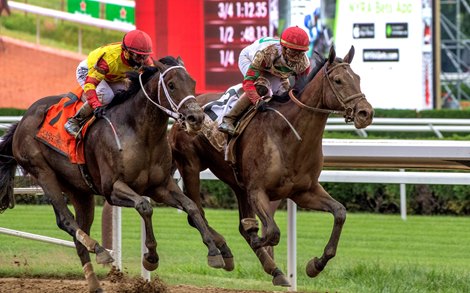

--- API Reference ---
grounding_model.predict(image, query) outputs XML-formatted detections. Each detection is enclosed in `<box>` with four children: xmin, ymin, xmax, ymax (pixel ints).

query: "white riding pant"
<box><xmin>76</xmin><ymin>59</ymin><xmax>127</xmax><ymax>105</ymax></box>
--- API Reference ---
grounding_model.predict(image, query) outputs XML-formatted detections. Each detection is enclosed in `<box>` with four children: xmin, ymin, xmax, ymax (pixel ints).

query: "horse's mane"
<box><xmin>272</xmin><ymin>52</ymin><xmax>327</xmax><ymax>103</ymax></box>
<box><xmin>107</xmin><ymin>56</ymin><xmax>180</xmax><ymax>108</ymax></box>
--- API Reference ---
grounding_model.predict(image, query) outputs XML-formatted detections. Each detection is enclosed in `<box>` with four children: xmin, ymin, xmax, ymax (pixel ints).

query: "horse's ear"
<box><xmin>176</xmin><ymin>56</ymin><xmax>185</xmax><ymax>67</ymax></box>
<box><xmin>328</xmin><ymin>45</ymin><xmax>336</xmax><ymax>64</ymax></box>
<box><xmin>343</xmin><ymin>45</ymin><xmax>355</xmax><ymax>64</ymax></box>
<box><xmin>154</xmin><ymin>60</ymin><xmax>165</xmax><ymax>72</ymax></box>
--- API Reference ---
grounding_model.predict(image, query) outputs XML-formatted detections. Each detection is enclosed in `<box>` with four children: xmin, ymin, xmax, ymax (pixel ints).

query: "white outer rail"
<box><xmin>8</xmin><ymin>1</ymin><xmax>135</xmax><ymax>54</ymax></box>
<box><xmin>8</xmin><ymin>1</ymin><xmax>135</xmax><ymax>32</ymax></box>
<box><xmin>326</xmin><ymin>117</ymin><xmax>470</xmax><ymax>138</ymax></box>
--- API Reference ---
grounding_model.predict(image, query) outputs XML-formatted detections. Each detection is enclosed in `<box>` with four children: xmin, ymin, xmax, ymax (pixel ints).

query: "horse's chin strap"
<box><xmin>138</xmin><ymin>66</ymin><xmax>196</xmax><ymax>121</ymax></box>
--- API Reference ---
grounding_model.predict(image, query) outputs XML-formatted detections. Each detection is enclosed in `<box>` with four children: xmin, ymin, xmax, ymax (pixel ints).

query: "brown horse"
<box><xmin>0</xmin><ymin>57</ymin><xmax>226</xmax><ymax>292</ymax></box>
<box><xmin>169</xmin><ymin>46</ymin><xmax>374</xmax><ymax>286</ymax></box>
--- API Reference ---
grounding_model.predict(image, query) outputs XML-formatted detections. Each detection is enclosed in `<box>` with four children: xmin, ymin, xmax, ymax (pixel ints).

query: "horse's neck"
<box><xmin>123</xmin><ymin>95</ymin><xmax>169</xmax><ymax>141</ymax></box>
<box><xmin>286</xmin><ymin>81</ymin><xmax>328</xmax><ymax>147</ymax></box>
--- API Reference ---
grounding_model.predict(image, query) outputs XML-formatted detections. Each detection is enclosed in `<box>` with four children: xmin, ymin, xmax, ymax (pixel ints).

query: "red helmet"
<box><xmin>122</xmin><ymin>29</ymin><xmax>153</xmax><ymax>55</ymax></box>
<box><xmin>280</xmin><ymin>26</ymin><xmax>309</xmax><ymax>51</ymax></box>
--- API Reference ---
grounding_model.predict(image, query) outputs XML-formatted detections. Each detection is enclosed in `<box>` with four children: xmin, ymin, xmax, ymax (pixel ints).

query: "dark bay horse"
<box><xmin>0</xmin><ymin>57</ymin><xmax>226</xmax><ymax>292</ymax></box>
<box><xmin>169</xmin><ymin>46</ymin><xmax>374</xmax><ymax>286</ymax></box>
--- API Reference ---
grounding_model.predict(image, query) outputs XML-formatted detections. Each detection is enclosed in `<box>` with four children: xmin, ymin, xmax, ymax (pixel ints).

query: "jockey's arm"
<box><xmin>242</xmin><ymin>65</ymin><xmax>262</xmax><ymax>104</ymax></box>
<box><xmin>83</xmin><ymin>58</ymin><xmax>109</xmax><ymax>109</ymax></box>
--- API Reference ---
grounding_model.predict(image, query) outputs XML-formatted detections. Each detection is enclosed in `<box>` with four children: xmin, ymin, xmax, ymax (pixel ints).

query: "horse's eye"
<box><xmin>168</xmin><ymin>82</ymin><xmax>175</xmax><ymax>90</ymax></box>
<box><xmin>334</xmin><ymin>76</ymin><xmax>341</xmax><ymax>84</ymax></box>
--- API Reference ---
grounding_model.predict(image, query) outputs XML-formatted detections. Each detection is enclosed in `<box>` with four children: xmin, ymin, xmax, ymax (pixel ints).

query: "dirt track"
<box><xmin>0</xmin><ymin>277</ymin><xmax>285</xmax><ymax>293</ymax></box>
<box><xmin>0</xmin><ymin>36</ymin><xmax>85</xmax><ymax>109</ymax></box>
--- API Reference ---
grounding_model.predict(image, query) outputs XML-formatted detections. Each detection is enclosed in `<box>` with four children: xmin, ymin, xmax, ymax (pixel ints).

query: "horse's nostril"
<box><xmin>187</xmin><ymin>115</ymin><xmax>196</xmax><ymax>123</ymax></box>
<box><xmin>358</xmin><ymin>110</ymin><xmax>369</xmax><ymax>119</ymax></box>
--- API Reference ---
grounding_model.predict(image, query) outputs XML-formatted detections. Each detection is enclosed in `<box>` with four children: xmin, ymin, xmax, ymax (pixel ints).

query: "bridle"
<box><xmin>289</xmin><ymin>61</ymin><xmax>366</xmax><ymax>122</ymax></box>
<box><xmin>139</xmin><ymin>65</ymin><xmax>196</xmax><ymax>122</ymax></box>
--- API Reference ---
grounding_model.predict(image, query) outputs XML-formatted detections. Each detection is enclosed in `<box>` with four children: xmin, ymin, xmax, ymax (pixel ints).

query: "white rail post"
<box><xmin>399</xmin><ymin>169</ymin><xmax>407</xmax><ymax>220</ymax></box>
<box><xmin>112</xmin><ymin>206</ymin><xmax>122</xmax><ymax>270</ymax></box>
<box><xmin>287</xmin><ymin>199</ymin><xmax>297</xmax><ymax>291</ymax></box>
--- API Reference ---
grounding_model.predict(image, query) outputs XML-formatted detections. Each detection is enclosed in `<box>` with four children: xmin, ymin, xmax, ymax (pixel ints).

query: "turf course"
<box><xmin>0</xmin><ymin>205</ymin><xmax>469</xmax><ymax>292</ymax></box>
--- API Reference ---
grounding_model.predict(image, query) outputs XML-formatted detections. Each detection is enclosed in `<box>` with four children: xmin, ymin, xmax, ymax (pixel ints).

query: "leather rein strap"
<box><xmin>289</xmin><ymin>62</ymin><xmax>366</xmax><ymax>121</ymax></box>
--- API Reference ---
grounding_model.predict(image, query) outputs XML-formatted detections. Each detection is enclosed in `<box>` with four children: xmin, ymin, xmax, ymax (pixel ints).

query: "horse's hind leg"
<box><xmin>291</xmin><ymin>183</ymin><xmax>346</xmax><ymax>278</ymax></box>
<box><xmin>69</xmin><ymin>192</ymin><xmax>102</xmax><ymax>293</ymax></box>
<box><xmin>36</xmin><ymin>172</ymin><xmax>112</xmax><ymax>265</ymax></box>
<box><xmin>180</xmin><ymin>166</ymin><xmax>234</xmax><ymax>271</ymax></box>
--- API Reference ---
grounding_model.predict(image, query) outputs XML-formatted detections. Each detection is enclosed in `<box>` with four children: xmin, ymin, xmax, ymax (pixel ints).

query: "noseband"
<box><xmin>139</xmin><ymin>65</ymin><xmax>196</xmax><ymax>121</ymax></box>
<box><xmin>289</xmin><ymin>62</ymin><xmax>365</xmax><ymax>122</ymax></box>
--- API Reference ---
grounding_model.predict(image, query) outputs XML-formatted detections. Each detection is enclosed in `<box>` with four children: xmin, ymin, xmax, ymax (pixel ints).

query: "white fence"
<box><xmin>8</xmin><ymin>1</ymin><xmax>135</xmax><ymax>54</ymax></box>
<box><xmin>326</xmin><ymin>117</ymin><xmax>470</xmax><ymax>138</ymax></box>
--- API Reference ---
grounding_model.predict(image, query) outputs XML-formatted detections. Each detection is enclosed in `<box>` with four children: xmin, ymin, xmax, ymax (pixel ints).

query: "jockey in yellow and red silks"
<box><xmin>218</xmin><ymin>26</ymin><xmax>311</xmax><ymax>136</ymax></box>
<box><xmin>65</xmin><ymin>29</ymin><xmax>154</xmax><ymax>138</ymax></box>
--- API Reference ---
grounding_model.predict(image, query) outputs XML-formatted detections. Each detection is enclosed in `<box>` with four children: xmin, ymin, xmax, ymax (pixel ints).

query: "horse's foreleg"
<box><xmin>247</xmin><ymin>189</ymin><xmax>281</xmax><ymax>248</ymax></box>
<box><xmin>237</xmin><ymin>196</ymin><xmax>290</xmax><ymax>287</ymax></box>
<box><xmin>181</xmin><ymin>167</ymin><xmax>234</xmax><ymax>271</ymax></box>
<box><xmin>70</xmin><ymin>193</ymin><xmax>102</xmax><ymax>293</ymax></box>
<box><xmin>155</xmin><ymin>181</ymin><xmax>224</xmax><ymax>269</ymax></box>
<box><xmin>110</xmin><ymin>180</ymin><xmax>159</xmax><ymax>271</ymax></box>
<box><xmin>291</xmin><ymin>183</ymin><xmax>346</xmax><ymax>278</ymax></box>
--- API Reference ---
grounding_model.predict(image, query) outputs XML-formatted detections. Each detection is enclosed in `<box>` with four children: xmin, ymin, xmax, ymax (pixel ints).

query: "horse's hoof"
<box><xmin>95</xmin><ymin>247</ymin><xmax>114</xmax><ymax>264</ymax></box>
<box><xmin>271</xmin><ymin>268</ymin><xmax>290</xmax><ymax>287</ymax></box>
<box><xmin>143</xmin><ymin>253</ymin><xmax>159</xmax><ymax>271</ymax></box>
<box><xmin>223</xmin><ymin>257</ymin><xmax>234</xmax><ymax>271</ymax></box>
<box><xmin>91</xmin><ymin>288</ymin><xmax>104</xmax><ymax>293</ymax></box>
<box><xmin>272</xmin><ymin>275</ymin><xmax>290</xmax><ymax>287</ymax></box>
<box><xmin>306</xmin><ymin>257</ymin><xmax>322</xmax><ymax>278</ymax></box>
<box><xmin>208</xmin><ymin>254</ymin><xmax>225</xmax><ymax>269</ymax></box>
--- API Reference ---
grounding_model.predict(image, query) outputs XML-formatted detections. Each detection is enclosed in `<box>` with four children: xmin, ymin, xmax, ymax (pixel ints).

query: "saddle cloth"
<box><xmin>36</xmin><ymin>86</ymin><xmax>92</xmax><ymax>164</ymax></box>
<box><xmin>199</xmin><ymin>84</ymin><xmax>258</xmax><ymax>165</ymax></box>
<box><xmin>203</xmin><ymin>84</ymin><xmax>243</xmax><ymax>124</ymax></box>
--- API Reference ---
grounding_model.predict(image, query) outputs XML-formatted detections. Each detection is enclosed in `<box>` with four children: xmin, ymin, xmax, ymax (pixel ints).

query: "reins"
<box><xmin>288</xmin><ymin>62</ymin><xmax>366</xmax><ymax>122</ymax></box>
<box><xmin>107</xmin><ymin>65</ymin><xmax>197</xmax><ymax>152</ymax></box>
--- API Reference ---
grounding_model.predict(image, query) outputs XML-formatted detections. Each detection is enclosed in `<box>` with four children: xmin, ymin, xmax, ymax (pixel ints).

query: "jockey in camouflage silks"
<box><xmin>218</xmin><ymin>26</ymin><xmax>311</xmax><ymax>136</ymax></box>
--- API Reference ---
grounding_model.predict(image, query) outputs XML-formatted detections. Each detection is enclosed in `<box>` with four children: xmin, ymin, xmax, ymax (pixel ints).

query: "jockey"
<box><xmin>65</xmin><ymin>29</ymin><xmax>154</xmax><ymax>137</ymax></box>
<box><xmin>218</xmin><ymin>26</ymin><xmax>311</xmax><ymax>136</ymax></box>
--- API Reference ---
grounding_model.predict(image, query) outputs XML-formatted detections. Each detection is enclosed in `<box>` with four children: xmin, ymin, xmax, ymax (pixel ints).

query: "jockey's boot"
<box><xmin>64</xmin><ymin>102</ymin><xmax>94</xmax><ymax>137</ymax></box>
<box><xmin>218</xmin><ymin>93</ymin><xmax>252</xmax><ymax>136</ymax></box>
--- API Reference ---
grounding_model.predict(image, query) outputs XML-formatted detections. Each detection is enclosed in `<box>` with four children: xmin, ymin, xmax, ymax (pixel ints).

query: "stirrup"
<box><xmin>64</xmin><ymin>120</ymin><xmax>80</xmax><ymax>138</ymax></box>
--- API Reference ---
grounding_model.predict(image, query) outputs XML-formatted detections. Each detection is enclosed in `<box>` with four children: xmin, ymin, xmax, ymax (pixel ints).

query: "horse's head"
<box><xmin>152</xmin><ymin>56</ymin><xmax>204</xmax><ymax>133</ymax></box>
<box><xmin>322</xmin><ymin>46</ymin><xmax>374</xmax><ymax>129</ymax></box>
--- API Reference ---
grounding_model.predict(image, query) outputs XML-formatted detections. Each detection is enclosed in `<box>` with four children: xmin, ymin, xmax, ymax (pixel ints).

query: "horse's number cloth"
<box><xmin>36</xmin><ymin>87</ymin><xmax>91</xmax><ymax>164</ymax></box>
<box><xmin>203</xmin><ymin>84</ymin><xmax>243</xmax><ymax>123</ymax></box>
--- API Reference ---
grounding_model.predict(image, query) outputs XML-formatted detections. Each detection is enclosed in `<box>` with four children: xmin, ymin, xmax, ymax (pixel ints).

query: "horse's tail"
<box><xmin>0</xmin><ymin>123</ymin><xmax>18</xmax><ymax>213</ymax></box>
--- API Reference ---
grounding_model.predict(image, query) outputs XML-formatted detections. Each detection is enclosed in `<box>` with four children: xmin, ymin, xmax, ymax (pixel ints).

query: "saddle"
<box><xmin>36</xmin><ymin>86</ymin><xmax>93</xmax><ymax>164</ymax></box>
